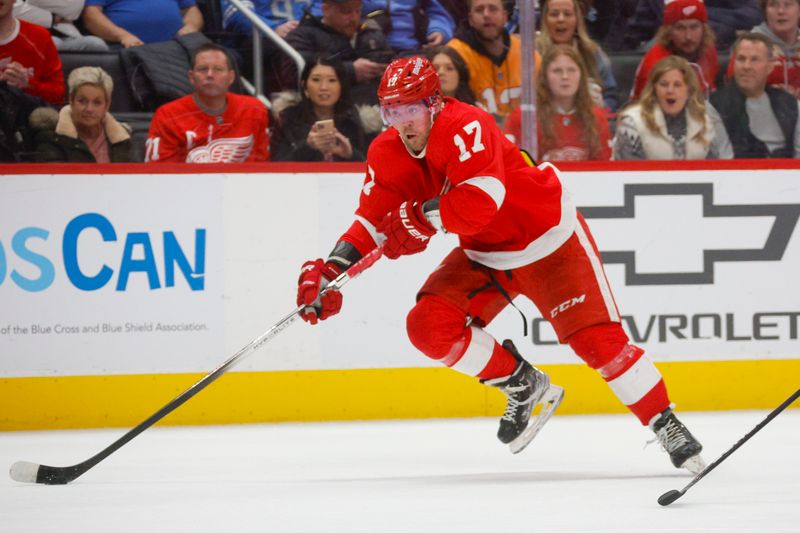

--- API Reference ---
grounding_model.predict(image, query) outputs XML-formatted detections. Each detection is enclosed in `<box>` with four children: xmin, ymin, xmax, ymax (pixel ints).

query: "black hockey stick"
<box><xmin>9</xmin><ymin>246</ymin><xmax>384</xmax><ymax>485</ymax></box>
<box><xmin>658</xmin><ymin>388</ymin><xmax>800</xmax><ymax>506</ymax></box>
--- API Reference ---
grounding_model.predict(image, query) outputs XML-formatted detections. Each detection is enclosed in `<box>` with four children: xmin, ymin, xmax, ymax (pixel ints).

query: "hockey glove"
<box><xmin>377</xmin><ymin>201</ymin><xmax>436</xmax><ymax>259</ymax></box>
<box><xmin>296</xmin><ymin>259</ymin><xmax>344</xmax><ymax>324</ymax></box>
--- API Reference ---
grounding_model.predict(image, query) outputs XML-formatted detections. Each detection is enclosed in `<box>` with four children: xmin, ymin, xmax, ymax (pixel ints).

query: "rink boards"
<box><xmin>1</xmin><ymin>160</ymin><xmax>799</xmax><ymax>430</ymax></box>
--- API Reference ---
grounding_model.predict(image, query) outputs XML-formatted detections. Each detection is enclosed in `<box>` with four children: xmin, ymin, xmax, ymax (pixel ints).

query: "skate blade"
<box><xmin>508</xmin><ymin>384</ymin><xmax>564</xmax><ymax>454</ymax></box>
<box><xmin>681</xmin><ymin>454</ymin><xmax>706</xmax><ymax>475</ymax></box>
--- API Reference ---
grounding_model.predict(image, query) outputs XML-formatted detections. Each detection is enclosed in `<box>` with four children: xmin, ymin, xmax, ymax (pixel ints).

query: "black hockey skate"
<box><xmin>483</xmin><ymin>340</ymin><xmax>564</xmax><ymax>454</ymax></box>
<box><xmin>651</xmin><ymin>408</ymin><xmax>706</xmax><ymax>474</ymax></box>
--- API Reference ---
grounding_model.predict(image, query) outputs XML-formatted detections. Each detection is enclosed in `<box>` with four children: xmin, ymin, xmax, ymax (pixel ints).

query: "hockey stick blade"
<box><xmin>509</xmin><ymin>384</ymin><xmax>565</xmax><ymax>454</ymax></box>
<box><xmin>658</xmin><ymin>388</ymin><xmax>800</xmax><ymax>506</ymax></box>
<box><xmin>9</xmin><ymin>246</ymin><xmax>385</xmax><ymax>485</ymax></box>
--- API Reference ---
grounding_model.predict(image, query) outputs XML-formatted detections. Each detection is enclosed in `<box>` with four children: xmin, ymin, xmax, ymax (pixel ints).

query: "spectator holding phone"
<box><xmin>271</xmin><ymin>56</ymin><xmax>366</xmax><ymax>161</ymax></box>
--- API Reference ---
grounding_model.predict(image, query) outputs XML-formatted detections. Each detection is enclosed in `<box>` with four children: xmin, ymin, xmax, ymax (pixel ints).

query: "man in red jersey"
<box><xmin>297</xmin><ymin>56</ymin><xmax>705</xmax><ymax>472</ymax></box>
<box><xmin>629</xmin><ymin>0</ymin><xmax>718</xmax><ymax>102</ymax></box>
<box><xmin>0</xmin><ymin>0</ymin><xmax>64</xmax><ymax>105</ymax></box>
<box><xmin>145</xmin><ymin>43</ymin><xmax>269</xmax><ymax>163</ymax></box>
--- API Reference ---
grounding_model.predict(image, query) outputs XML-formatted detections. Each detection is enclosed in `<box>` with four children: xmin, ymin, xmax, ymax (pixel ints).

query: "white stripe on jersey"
<box><xmin>463</xmin><ymin>188</ymin><xmax>577</xmax><ymax>270</ymax></box>
<box><xmin>459</xmin><ymin>176</ymin><xmax>506</xmax><ymax>209</ymax></box>
<box><xmin>354</xmin><ymin>215</ymin><xmax>385</xmax><ymax>245</ymax></box>
<box><xmin>574</xmin><ymin>220</ymin><xmax>619</xmax><ymax>322</ymax></box>
<box><xmin>450</xmin><ymin>326</ymin><xmax>494</xmax><ymax>376</ymax></box>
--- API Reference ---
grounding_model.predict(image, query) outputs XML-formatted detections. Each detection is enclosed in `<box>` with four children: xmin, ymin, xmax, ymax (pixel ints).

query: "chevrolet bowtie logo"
<box><xmin>580</xmin><ymin>183</ymin><xmax>800</xmax><ymax>285</ymax></box>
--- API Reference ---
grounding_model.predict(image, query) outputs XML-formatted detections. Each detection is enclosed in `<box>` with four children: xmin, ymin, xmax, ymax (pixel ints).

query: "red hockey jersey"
<box><xmin>0</xmin><ymin>19</ymin><xmax>64</xmax><ymax>104</ymax></box>
<box><xmin>145</xmin><ymin>93</ymin><xmax>269</xmax><ymax>163</ymax></box>
<box><xmin>344</xmin><ymin>98</ymin><xmax>576</xmax><ymax>270</ymax></box>
<box><xmin>503</xmin><ymin>106</ymin><xmax>612</xmax><ymax>161</ymax></box>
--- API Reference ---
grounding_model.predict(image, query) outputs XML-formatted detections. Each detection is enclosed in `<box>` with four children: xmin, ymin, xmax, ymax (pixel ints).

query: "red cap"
<box><xmin>663</xmin><ymin>0</ymin><xmax>708</xmax><ymax>26</ymax></box>
<box><xmin>378</xmin><ymin>56</ymin><xmax>441</xmax><ymax>107</ymax></box>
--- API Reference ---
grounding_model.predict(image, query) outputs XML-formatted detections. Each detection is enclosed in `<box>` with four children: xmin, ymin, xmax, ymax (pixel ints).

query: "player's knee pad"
<box><xmin>406</xmin><ymin>295</ymin><xmax>468</xmax><ymax>359</ymax></box>
<box><xmin>567</xmin><ymin>322</ymin><xmax>631</xmax><ymax>371</ymax></box>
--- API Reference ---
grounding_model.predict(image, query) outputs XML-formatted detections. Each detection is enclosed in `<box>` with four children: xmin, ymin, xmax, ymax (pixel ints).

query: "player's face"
<box><xmin>432</xmin><ymin>53</ymin><xmax>459</xmax><ymax>96</ymax></box>
<box><xmin>189</xmin><ymin>51</ymin><xmax>235</xmax><ymax>99</ymax></box>
<box><xmin>734</xmin><ymin>40</ymin><xmax>771</xmax><ymax>98</ymax></box>
<box><xmin>70</xmin><ymin>84</ymin><xmax>109</xmax><ymax>131</ymax></box>
<box><xmin>322</xmin><ymin>0</ymin><xmax>362</xmax><ymax>40</ymax></box>
<box><xmin>669</xmin><ymin>19</ymin><xmax>704</xmax><ymax>58</ymax></box>
<box><xmin>654</xmin><ymin>68</ymin><xmax>689</xmax><ymax>117</ymax></box>
<box><xmin>468</xmin><ymin>0</ymin><xmax>507</xmax><ymax>42</ymax></box>
<box><xmin>545</xmin><ymin>0</ymin><xmax>577</xmax><ymax>44</ymax></box>
<box><xmin>765</xmin><ymin>0</ymin><xmax>800</xmax><ymax>41</ymax></box>
<box><xmin>382</xmin><ymin>101</ymin><xmax>433</xmax><ymax>152</ymax></box>
<box><xmin>546</xmin><ymin>53</ymin><xmax>581</xmax><ymax>103</ymax></box>
<box><xmin>305</xmin><ymin>64</ymin><xmax>341</xmax><ymax>109</ymax></box>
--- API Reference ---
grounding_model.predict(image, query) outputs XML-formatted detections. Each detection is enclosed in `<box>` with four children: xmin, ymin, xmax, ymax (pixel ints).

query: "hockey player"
<box><xmin>296</xmin><ymin>56</ymin><xmax>706</xmax><ymax>472</ymax></box>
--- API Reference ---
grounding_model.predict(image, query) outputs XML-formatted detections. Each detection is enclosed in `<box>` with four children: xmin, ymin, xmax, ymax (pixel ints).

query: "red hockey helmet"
<box><xmin>377</xmin><ymin>56</ymin><xmax>441</xmax><ymax>107</ymax></box>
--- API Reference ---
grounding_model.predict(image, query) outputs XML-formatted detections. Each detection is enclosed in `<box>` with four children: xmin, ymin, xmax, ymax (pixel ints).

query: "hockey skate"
<box><xmin>651</xmin><ymin>408</ymin><xmax>706</xmax><ymax>475</ymax></box>
<box><xmin>483</xmin><ymin>340</ymin><xmax>565</xmax><ymax>454</ymax></box>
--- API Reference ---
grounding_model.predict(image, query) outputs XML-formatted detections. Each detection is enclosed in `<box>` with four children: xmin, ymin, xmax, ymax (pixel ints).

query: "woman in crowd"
<box><xmin>505</xmin><ymin>45</ymin><xmax>611</xmax><ymax>161</ymax></box>
<box><xmin>33</xmin><ymin>66</ymin><xmax>131</xmax><ymax>162</ymax></box>
<box><xmin>425</xmin><ymin>46</ymin><xmax>477</xmax><ymax>106</ymax></box>
<box><xmin>537</xmin><ymin>0</ymin><xmax>619</xmax><ymax>111</ymax></box>
<box><xmin>271</xmin><ymin>56</ymin><xmax>366</xmax><ymax>162</ymax></box>
<box><xmin>614</xmin><ymin>55</ymin><xmax>733</xmax><ymax>160</ymax></box>
<box><xmin>730</xmin><ymin>0</ymin><xmax>800</xmax><ymax>97</ymax></box>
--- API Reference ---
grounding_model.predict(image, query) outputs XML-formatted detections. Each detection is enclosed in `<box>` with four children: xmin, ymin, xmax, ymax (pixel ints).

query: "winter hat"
<box><xmin>663</xmin><ymin>0</ymin><xmax>708</xmax><ymax>26</ymax></box>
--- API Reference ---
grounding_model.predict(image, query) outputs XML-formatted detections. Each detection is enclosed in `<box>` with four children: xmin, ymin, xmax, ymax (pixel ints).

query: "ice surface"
<box><xmin>1</xmin><ymin>411</ymin><xmax>798</xmax><ymax>532</ymax></box>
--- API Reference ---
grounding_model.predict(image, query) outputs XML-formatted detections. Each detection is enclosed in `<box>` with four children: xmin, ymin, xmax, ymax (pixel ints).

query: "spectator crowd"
<box><xmin>3</xmin><ymin>0</ymin><xmax>800</xmax><ymax>163</ymax></box>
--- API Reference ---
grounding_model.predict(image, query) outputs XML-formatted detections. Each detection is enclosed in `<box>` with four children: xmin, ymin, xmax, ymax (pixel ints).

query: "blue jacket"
<box><xmin>222</xmin><ymin>0</ymin><xmax>320</xmax><ymax>33</ymax></box>
<box><xmin>360</xmin><ymin>0</ymin><xmax>454</xmax><ymax>52</ymax></box>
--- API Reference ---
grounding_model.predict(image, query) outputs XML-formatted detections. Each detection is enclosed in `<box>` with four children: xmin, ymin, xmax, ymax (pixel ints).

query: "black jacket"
<box><xmin>281</xmin><ymin>13</ymin><xmax>394</xmax><ymax>105</ymax></box>
<box><xmin>33</xmin><ymin>106</ymin><xmax>132</xmax><ymax>162</ymax></box>
<box><xmin>710</xmin><ymin>83</ymin><xmax>797</xmax><ymax>159</ymax></box>
<box><xmin>271</xmin><ymin>102</ymin><xmax>366</xmax><ymax>162</ymax></box>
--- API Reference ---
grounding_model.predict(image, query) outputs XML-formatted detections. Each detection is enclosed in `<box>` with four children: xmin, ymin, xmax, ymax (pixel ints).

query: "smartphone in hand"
<box><xmin>313</xmin><ymin>119</ymin><xmax>335</xmax><ymax>134</ymax></box>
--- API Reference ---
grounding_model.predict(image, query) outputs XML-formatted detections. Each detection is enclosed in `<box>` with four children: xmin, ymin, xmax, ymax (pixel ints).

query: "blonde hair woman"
<box><xmin>614</xmin><ymin>55</ymin><xmax>732</xmax><ymax>160</ymax></box>
<box><xmin>34</xmin><ymin>66</ymin><xmax>131</xmax><ymax>162</ymax></box>
<box><xmin>536</xmin><ymin>0</ymin><xmax>619</xmax><ymax>110</ymax></box>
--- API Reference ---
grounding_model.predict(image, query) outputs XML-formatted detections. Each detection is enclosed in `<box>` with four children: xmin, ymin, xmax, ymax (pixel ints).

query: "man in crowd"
<box><xmin>711</xmin><ymin>32</ymin><xmax>800</xmax><ymax>158</ymax></box>
<box><xmin>447</xmin><ymin>0</ymin><xmax>521</xmax><ymax>122</ymax></box>
<box><xmin>624</xmin><ymin>0</ymin><xmax>761</xmax><ymax>51</ymax></box>
<box><xmin>629</xmin><ymin>0</ymin><xmax>718</xmax><ymax>101</ymax></box>
<box><xmin>145</xmin><ymin>43</ymin><xmax>269</xmax><ymax>163</ymax></box>
<box><xmin>0</xmin><ymin>0</ymin><xmax>64</xmax><ymax>105</ymax></box>
<box><xmin>281</xmin><ymin>0</ymin><xmax>394</xmax><ymax>105</ymax></box>
<box><xmin>83</xmin><ymin>0</ymin><xmax>204</xmax><ymax>47</ymax></box>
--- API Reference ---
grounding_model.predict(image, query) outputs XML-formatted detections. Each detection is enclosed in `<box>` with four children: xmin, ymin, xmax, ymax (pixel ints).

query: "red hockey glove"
<box><xmin>377</xmin><ymin>201</ymin><xmax>436</xmax><ymax>260</ymax></box>
<box><xmin>296</xmin><ymin>259</ymin><xmax>344</xmax><ymax>325</ymax></box>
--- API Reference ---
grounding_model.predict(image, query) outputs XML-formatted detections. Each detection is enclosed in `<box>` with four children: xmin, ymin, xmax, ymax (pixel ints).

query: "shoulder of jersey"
<box><xmin>155</xmin><ymin>94</ymin><xmax>194</xmax><ymax>116</ymax></box>
<box><xmin>436</xmin><ymin>99</ymin><xmax>493</xmax><ymax>132</ymax></box>
<box><xmin>366</xmin><ymin>127</ymin><xmax>402</xmax><ymax>159</ymax></box>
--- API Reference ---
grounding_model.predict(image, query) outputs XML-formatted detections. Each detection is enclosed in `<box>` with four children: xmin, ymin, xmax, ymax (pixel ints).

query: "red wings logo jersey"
<box><xmin>351</xmin><ymin>98</ymin><xmax>577</xmax><ymax>270</ymax></box>
<box><xmin>145</xmin><ymin>93</ymin><xmax>269</xmax><ymax>163</ymax></box>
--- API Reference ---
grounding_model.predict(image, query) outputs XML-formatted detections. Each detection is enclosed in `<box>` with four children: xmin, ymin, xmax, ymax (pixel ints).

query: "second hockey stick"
<box><xmin>658</xmin><ymin>388</ymin><xmax>800</xmax><ymax>506</ymax></box>
<box><xmin>9</xmin><ymin>245</ymin><xmax>384</xmax><ymax>485</ymax></box>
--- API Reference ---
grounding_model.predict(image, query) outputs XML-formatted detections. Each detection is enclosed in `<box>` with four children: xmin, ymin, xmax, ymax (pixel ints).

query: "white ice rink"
<box><xmin>2</xmin><ymin>411</ymin><xmax>798</xmax><ymax>533</ymax></box>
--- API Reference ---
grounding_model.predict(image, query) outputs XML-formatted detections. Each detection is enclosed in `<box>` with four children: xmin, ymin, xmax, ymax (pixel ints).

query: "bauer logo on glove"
<box><xmin>378</xmin><ymin>201</ymin><xmax>436</xmax><ymax>259</ymax></box>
